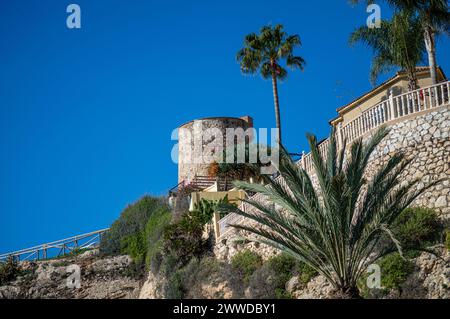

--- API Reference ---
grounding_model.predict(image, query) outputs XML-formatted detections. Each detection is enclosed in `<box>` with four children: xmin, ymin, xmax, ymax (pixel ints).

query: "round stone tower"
<box><xmin>178</xmin><ymin>116</ymin><xmax>253</xmax><ymax>183</ymax></box>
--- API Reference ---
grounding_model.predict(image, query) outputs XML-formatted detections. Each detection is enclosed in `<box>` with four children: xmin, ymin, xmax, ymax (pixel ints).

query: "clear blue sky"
<box><xmin>1</xmin><ymin>0</ymin><xmax>449</xmax><ymax>253</ymax></box>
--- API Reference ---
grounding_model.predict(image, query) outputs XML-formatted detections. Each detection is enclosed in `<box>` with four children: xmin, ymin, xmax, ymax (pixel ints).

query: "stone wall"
<box><xmin>367</xmin><ymin>107</ymin><xmax>450</xmax><ymax>219</ymax></box>
<box><xmin>214</xmin><ymin>106</ymin><xmax>450</xmax><ymax>262</ymax></box>
<box><xmin>178</xmin><ymin>117</ymin><xmax>253</xmax><ymax>183</ymax></box>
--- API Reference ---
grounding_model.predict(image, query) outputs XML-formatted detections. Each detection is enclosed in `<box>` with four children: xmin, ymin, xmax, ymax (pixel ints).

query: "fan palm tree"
<box><xmin>220</xmin><ymin>127</ymin><xmax>441</xmax><ymax>298</ymax></box>
<box><xmin>351</xmin><ymin>0</ymin><xmax>449</xmax><ymax>85</ymax></box>
<box><xmin>350</xmin><ymin>11</ymin><xmax>426</xmax><ymax>90</ymax></box>
<box><xmin>237</xmin><ymin>24</ymin><xmax>305</xmax><ymax>144</ymax></box>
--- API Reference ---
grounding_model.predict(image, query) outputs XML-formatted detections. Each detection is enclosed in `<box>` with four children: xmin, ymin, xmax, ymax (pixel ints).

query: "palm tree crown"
<box><xmin>380</xmin><ymin>0</ymin><xmax>449</xmax><ymax>34</ymax></box>
<box><xmin>350</xmin><ymin>11</ymin><xmax>426</xmax><ymax>90</ymax></box>
<box><xmin>351</xmin><ymin>0</ymin><xmax>449</xmax><ymax>84</ymax></box>
<box><xmin>237</xmin><ymin>24</ymin><xmax>305</xmax><ymax>143</ymax></box>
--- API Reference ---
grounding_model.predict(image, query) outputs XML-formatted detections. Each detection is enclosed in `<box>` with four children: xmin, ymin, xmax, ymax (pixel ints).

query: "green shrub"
<box><xmin>159</xmin><ymin>208</ymin><xmax>216</xmax><ymax>294</ymax></box>
<box><xmin>166</xmin><ymin>269</ymin><xmax>185</xmax><ymax>299</ymax></box>
<box><xmin>145</xmin><ymin>208</ymin><xmax>172</xmax><ymax>272</ymax></box>
<box><xmin>246</xmin><ymin>253</ymin><xmax>316</xmax><ymax>299</ymax></box>
<box><xmin>275</xmin><ymin>288</ymin><xmax>292</xmax><ymax>299</ymax></box>
<box><xmin>297</xmin><ymin>261</ymin><xmax>318</xmax><ymax>285</ymax></box>
<box><xmin>357</xmin><ymin>253</ymin><xmax>415</xmax><ymax>298</ymax></box>
<box><xmin>379</xmin><ymin>253</ymin><xmax>414</xmax><ymax>290</ymax></box>
<box><xmin>162</xmin><ymin>209</ymin><xmax>208</xmax><ymax>265</ymax></box>
<box><xmin>247</xmin><ymin>253</ymin><xmax>296</xmax><ymax>299</ymax></box>
<box><xmin>267</xmin><ymin>253</ymin><xmax>296</xmax><ymax>286</ymax></box>
<box><xmin>392</xmin><ymin>207</ymin><xmax>442</xmax><ymax>250</ymax></box>
<box><xmin>98</xmin><ymin>194</ymin><xmax>173</xmax><ymax>279</ymax></box>
<box><xmin>164</xmin><ymin>257</ymin><xmax>223</xmax><ymax>299</ymax></box>
<box><xmin>356</xmin><ymin>271</ymin><xmax>388</xmax><ymax>299</ymax></box>
<box><xmin>249</xmin><ymin>253</ymin><xmax>318</xmax><ymax>299</ymax></box>
<box><xmin>100</xmin><ymin>196</ymin><xmax>169</xmax><ymax>256</ymax></box>
<box><xmin>165</xmin><ymin>258</ymin><xmax>199</xmax><ymax>299</ymax></box>
<box><xmin>120</xmin><ymin>206</ymin><xmax>172</xmax><ymax>271</ymax></box>
<box><xmin>159</xmin><ymin>254</ymin><xmax>179</xmax><ymax>277</ymax></box>
<box><xmin>121</xmin><ymin>232</ymin><xmax>147</xmax><ymax>264</ymax></box>
<box><xmin>231</xmin><ymin>250</ymin><xmax>263</xmax><ymax>284</ymax></box>
<box><xmin>0</xmin><ymin>257</ymin><xmax>20</xmax><ymax>285</ymax></box>
<box><xmin>247</xmin><ymin>263</ymin><xmax>278</xmax><ymax>299</ymax></box>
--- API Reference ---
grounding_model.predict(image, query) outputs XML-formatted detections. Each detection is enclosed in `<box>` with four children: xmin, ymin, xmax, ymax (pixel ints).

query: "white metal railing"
<box><xmin>298</xmin><ymin>81</ymin><xmax>449</xmax><ymax>175</ymax></box>
<box><xmin>341</xmin><ymin>81</ymin><xmax>449</xmax><ymax>144</ymax></box>
<box><xmin>217</xmin><ymin>192</ymin><xmax>267</xmax><ymax>238</ymax></box>
<box><xmin>0</xmin><ymin>228</ymin><xmax>109</xmax><ymax>262</ymax></box>
<box><xmin>216</xmin><ymin>81</ymin><xmax>450</xmax><ymax>238</ymax></box>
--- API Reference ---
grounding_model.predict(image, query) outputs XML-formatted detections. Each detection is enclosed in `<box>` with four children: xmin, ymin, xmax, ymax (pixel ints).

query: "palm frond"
<box><xmin>237</xmin><ymin>24</ymin><xmax>305</xmax><ymax>80</ymax></box>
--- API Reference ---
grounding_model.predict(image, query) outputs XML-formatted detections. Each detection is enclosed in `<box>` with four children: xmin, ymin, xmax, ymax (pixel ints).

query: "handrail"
<box><xmin>0</xmin><ymin>228</ymin><xmax>109</xmax><ymax>262</ymax></box>
<box><xmin>169</xmin><ymin>175</ymin><xmax>234</xmax><ymax>195</ymax></box>
<box><xmin>301</xmin><ymin>81</ymin><xmax>449</xmax><ymax>174</ymax></box>
<box><xmin>341</xmin><ymin>81</ymin><xmax>449</xmax><ymax>144</ymax></box>
<box><xmin>217</xmin><ymin>81</ymin><xmax>450</xmax><ymax>239</ymax></box>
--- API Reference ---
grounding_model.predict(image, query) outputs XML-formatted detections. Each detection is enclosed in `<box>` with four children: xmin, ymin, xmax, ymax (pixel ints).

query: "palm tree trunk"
<box><xmin>334</xmin><ymin>286</ymin><xmax>362</xmax><ymax>299</ymax></box>
<box><xmin>407</xmin><ymin>69</ymin><xmax>419</xmax><ymax>91</ymax></box>
<box><xmin>271</xmin><ymin>72</ymin><xmax>282</xmax><ymax>144</ymax></box>
<box><xmin>424</xmin><ymin>26</ymin><xmax>437</xmax><ymax>85</ymax></box>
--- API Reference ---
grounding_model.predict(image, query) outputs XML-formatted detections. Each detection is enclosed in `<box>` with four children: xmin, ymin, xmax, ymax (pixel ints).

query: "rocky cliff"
<box><xmin>0</xmin><ymin>250</ymin><xmax>142</xmax><ymax>299</ymax></box>
<box><xmin>138</xmin><ymin>248</ymin><xmax>449</xmax><ymax>299</ymax></box>
<box><xmin>1</xmin><ymin>247</ymin><xmax>448</xmax><ymax>299</ymax></box>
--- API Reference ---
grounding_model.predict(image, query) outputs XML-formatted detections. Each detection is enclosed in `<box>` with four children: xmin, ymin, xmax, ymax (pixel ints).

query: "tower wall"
<box><xmin>178</xmin><ymin>116</ymin><xmax>253</xmax><ymax>183</ymax></box>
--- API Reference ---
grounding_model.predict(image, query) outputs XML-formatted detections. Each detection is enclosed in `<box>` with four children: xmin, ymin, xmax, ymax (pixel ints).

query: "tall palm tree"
<box><xmin>237</xmin><ymin>24</ymin><xmax>305</xmax><ymax>144</ymax></box>
<box><xmin>351</xmin><ymin>0</ymin><xmax>449</xmax><ymax>84</ymax></box>
<box><xmin>220</xmin><ymin>127</ymin><xmax>441</xmax><ymax>298</ymax></box>
<box><xmin>350</xmin><ymin>11</ymin><xmax>426</xmax><ymax>90</ymax></box>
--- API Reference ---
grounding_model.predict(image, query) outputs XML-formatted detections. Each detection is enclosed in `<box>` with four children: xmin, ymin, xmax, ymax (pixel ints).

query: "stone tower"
<box><xmin>177</xmin><ymin>116</ymin><xmax>253</xmax><ymax>183</ymax></box>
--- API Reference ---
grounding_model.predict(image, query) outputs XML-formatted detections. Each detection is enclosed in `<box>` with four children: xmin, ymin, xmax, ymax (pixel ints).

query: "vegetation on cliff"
<box><xmin>391</xmin><ymin>207</ymin><xmax>444</xmax><ymax>254</ymax></box>
<box><xmin>99</xmin><ymin>193</ymin><xmax>224</xmax><ymax>296</ymax></box>
<box><xmin>99</xmin><ymin>196</ymin><xmax>172</xmax><ymax>275</ymax></box>
<box><xmin>231</xmin><ymin>250</ymin><xmax>263</xmax><ymax>284</ymax></box>
<box><xmin>0</xmin><ymin>257</ymin><xmax>21</xmax><ymax>286</ymax></box>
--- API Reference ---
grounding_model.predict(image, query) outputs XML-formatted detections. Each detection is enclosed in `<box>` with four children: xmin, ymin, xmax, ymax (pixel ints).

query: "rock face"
<box><xmin>139</xmin><ymin>271</ymin><xmax>166</xmax><ymax>299</ymax></box>
<box><xmin>291</xmin><ymin>275</ymin><xmax>335</xmax><ymax>299</ymax></box>
<box><xmin>139</xmin><ymin>256</ymin><xmax>244</xmax><ymax>299</ymax></box>
<box><xmin>215</xmin><ymin>238</ymin><xmax>278</xmax><ymax>262</ymax></box>
<box><xmin>391</xmin><ymin>248</ymin><xmax>449</xmax><ymax>299</ymax></box>
<box><xmin>137</xmin><ymin>248</ymin><xmax>449</xmax><ymax>299</ymax></box>
<box><xmin>286</xmin><ymin>249</ymin><xmax>449</xmax><ymax>299</ymax></box>
<box><xmin>0</xmin><ymin>250</ymin><xmax>142</xmax><ymax>299</ymax></box>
